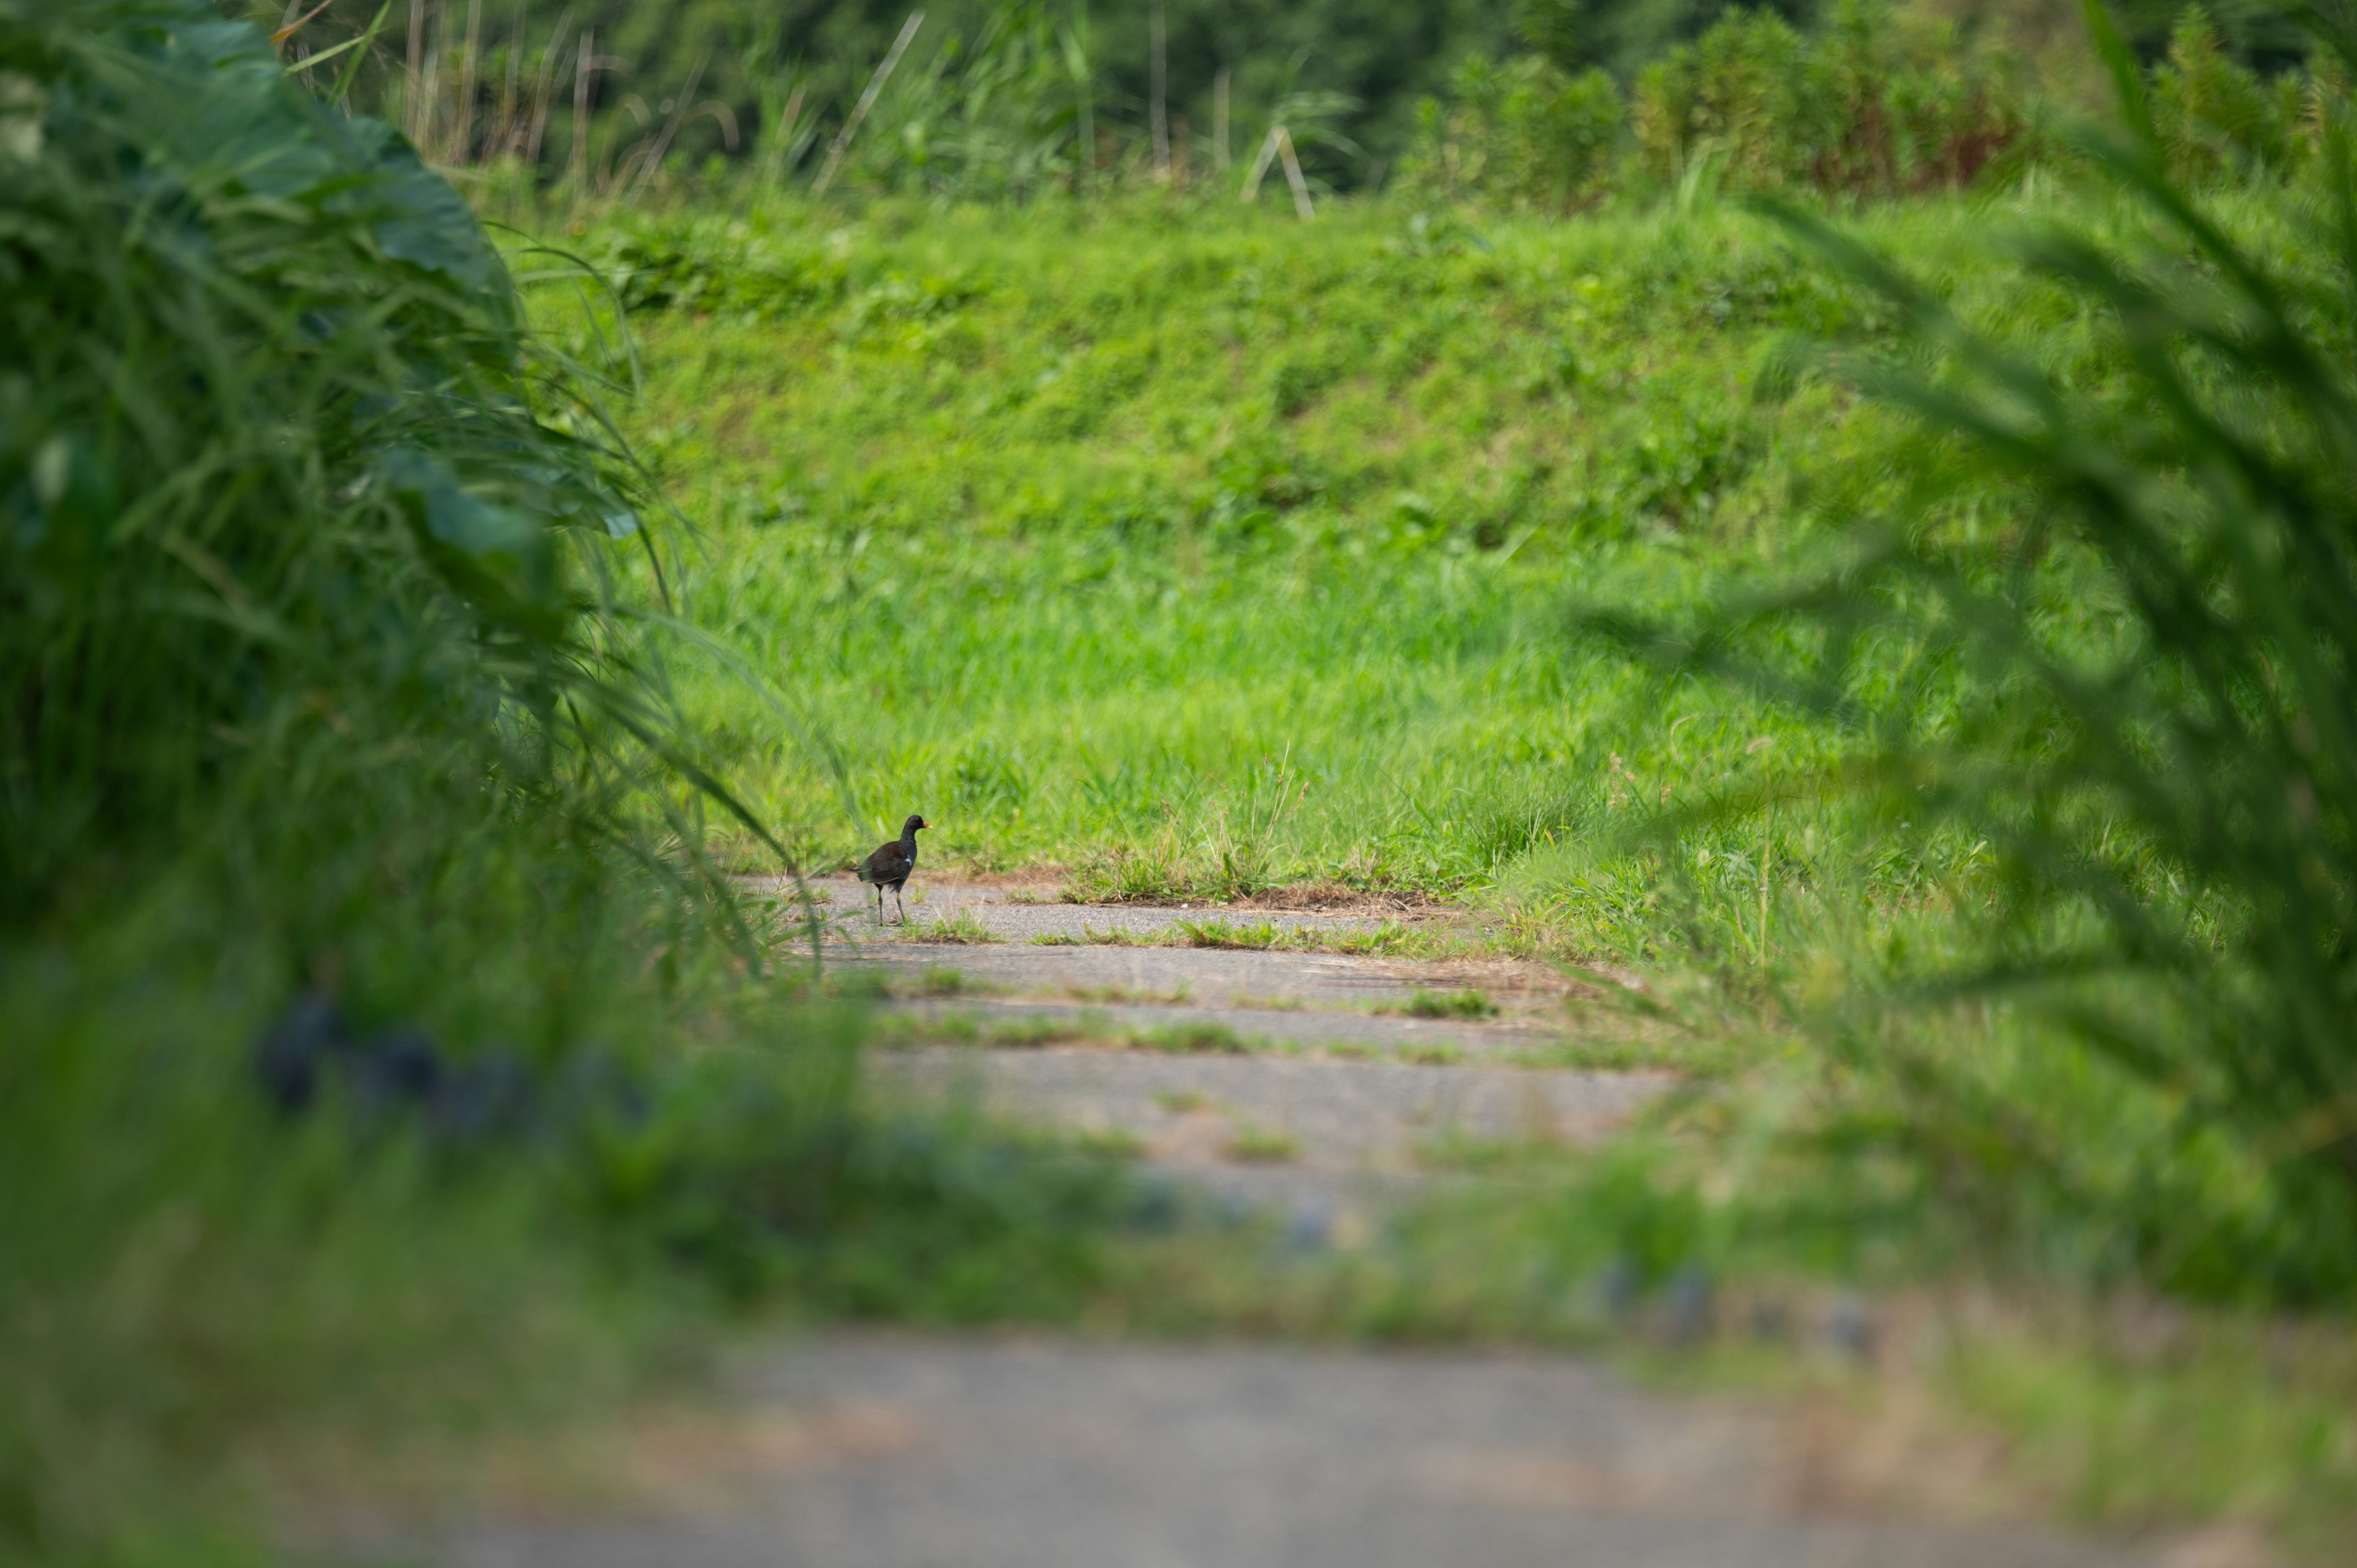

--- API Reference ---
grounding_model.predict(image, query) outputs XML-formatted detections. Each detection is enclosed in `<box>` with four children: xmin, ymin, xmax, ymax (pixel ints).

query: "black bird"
<box><xmin>858</xmin><ymin>813</ymin><xmax>928</xmax><ymax>924</ymax></box>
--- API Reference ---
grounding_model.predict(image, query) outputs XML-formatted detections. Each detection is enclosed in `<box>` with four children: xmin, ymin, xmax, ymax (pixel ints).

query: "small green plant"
<box><xmin>1065</xmin><ymin>983</ymin><xmax>1193</xmax><ymax>1005</ymax></box>
<box><xmin>1174</xmin><ymin>917</ymin><xmax>1291</xmax><ymax>950</ymax></box>
<box><xmin>1401</xmin><ymin>1043</ymin><xmax>1468</xmax><ymax>1065</ymax></box>
<box><xmin>1226</xmin><ymin>1124</ymin><xmax>1302</xmax><ymax>1163</ymax></box>
<box><xmin>1130</xmin><ymin>1022</ymin><xmax>1253</xmax><ymax>1056</ymax></box>
<box><xmin>1153</xmin><ymin>1089</ymin><xmax>1218</xmax><ymax>1113</ymax></box>
<box><xmin>1323</xmin><ymin>924</ymin><xmax>1442</xmax><ymax>958</ymax></box>
<box><xmin>901</xmin><ymin>967</ymin><xmax>989</xmax><ymax>997</ymax></box>
<box><xmin>1073</xmin><ymin>1126</ymin><xmax>1146</xmax><ymax>1160</ymax></box>
<box><xmin>990</xmin><ymin>1014</ymin><xmax>1106</xmax><ymax>1047</ymax></box>
<box><xmin>1401</xmin><ymin>988</ymin><xmax>1499</xmax><ymax>1019</ymax></box>
<box><xmin>906</xmin><ymin>912</ymin><xmax>999</xmax><ymax>944</ymax></box>
<box><xmin>1072</xmin><ymin>840</ymin><xmax>1193</xmax><ymax>903</ymax></box>
<box><xmin>1199</xmin><ymin>754</ymin><xmax>1309</xmax><ymax>899</ymax></box>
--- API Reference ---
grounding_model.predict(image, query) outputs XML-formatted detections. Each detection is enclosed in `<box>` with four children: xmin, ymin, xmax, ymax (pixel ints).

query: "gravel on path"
<box><xmin>418</xmin><ymin>1334</ymin><xmax>2158</xmax><ymax>1568</ymax></box>
<box><xmin>851</xmin><ymin>940</ymin><xmax>1569</xmax><ymax>1016</ymax></box>
<box><xmin>872</xmin><ymin>1043</ymin><xmax>1674</xmax><ymax>1219</ymax></box>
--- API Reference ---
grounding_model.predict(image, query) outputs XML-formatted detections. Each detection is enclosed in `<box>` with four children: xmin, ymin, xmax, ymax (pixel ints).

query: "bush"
<box><xmin>1399</xmin><ymin>54</ymin><xmax>1622</xmax><ymax>212</ymax></box>
<box><xmin>0</xmin><ymin>0</ymin><xmax>735</xmax><ymax>938</ymax></box>
<box><xmin>2150</xmin><ymin>6</ymin><xmax>2299</xmax><ymax>183</ymax></box>
<box><xmin>1630</xmin><ymin>2</ymin><xmax>2029</xmax><ymax>199</ymax></box>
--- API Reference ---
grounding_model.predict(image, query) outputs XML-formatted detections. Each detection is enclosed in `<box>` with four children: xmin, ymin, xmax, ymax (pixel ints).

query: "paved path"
<box><xmin>419</xmin><ymin>1334</ymin><xmax>2158</xmax><ymax>1568</ymax></box>
<box><xmin>749</xmin><ymin>876</ymin><xmax>1409</xmax><ymax>947</ymax></box>
<box><xmin>885</xmin><ymin>995</ymin><xmax>1565</xmax><ymax>1060</ymax></box>
<box><xmin>878</xmin><ymin>1045</ymin><xmax>1671</xmax><ymax>1216</ymax></box>
<box><xmin>852</xmin><ymin>938</ymin><xmax>1569</xmax><ymax>1015</ymax></box>
<box><xmin>377</xmin><ymin>888</ymin><xmax>2188</xmax><ymax>1567</ymax></box>
<box><xmin>824</xmin><ymin>892</ymin><xmax>1662</xmax><ymax>1216</ymax></box>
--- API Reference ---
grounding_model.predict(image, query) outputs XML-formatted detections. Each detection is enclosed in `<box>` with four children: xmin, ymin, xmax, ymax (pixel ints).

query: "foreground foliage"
<box><xmin>0</xmin><ymin>6</ymin><xmax>1136</xmax><ymax>1560</ymax></box>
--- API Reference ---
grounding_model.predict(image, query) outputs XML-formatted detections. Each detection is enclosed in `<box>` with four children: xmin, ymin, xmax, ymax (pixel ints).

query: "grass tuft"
<box><xmin>1226</xmin><ymin>1125</ymin><xmax>1303</xmax><ymax>1164</ymax></box>
<box><xmin>903</xmin><ymin>913</ymin><xmax>999</xmax><ymax>945</ymax></box>
<box><xmin>1129</xmin><ymin>1023</ymin><xmax>1255</xmax><ymax>1056</ymax></box>
<box><xmin>1398</xmin><ymin>988</ymin><xmax>1500</xmax><ymax>1019</ymax></box>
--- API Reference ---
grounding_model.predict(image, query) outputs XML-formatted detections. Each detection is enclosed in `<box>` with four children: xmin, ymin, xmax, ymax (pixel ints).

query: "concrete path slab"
<box><xmin>824</xmin><ymin>892</ymin><xmax>1668</xmax><ymax>1216</ymax></box>
<box><xmin>417</xmin><ymin>1334</ymin><xmax>2156</xmax><ymax>1568</ymax></box>
<box><xmin>851</xmin><ymin>941</ymin><xmax>1566</xmax><ymax>1016</ymax></box>
<box><xmin>878</xmin><ymin>1046</ymin><xmax>1666</xmax><ymax>1168</ymax></box>
<box><xmin>883</xmin><ymin>996</ymin><xmax>1566</xmax><ymax>1061</ymax></box>
<box><xmin>748</xmin><ymin>876</ymin><xmax>1418</xmax><ymax>948</ymax></box>
<box><xmin>872</xmin><ymin>1044</ymin><xmax>1674</xmax><ymax>1221</ymax></box>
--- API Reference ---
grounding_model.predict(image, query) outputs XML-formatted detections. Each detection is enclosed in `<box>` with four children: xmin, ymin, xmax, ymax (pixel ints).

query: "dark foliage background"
<box><xmin>238</xmin><ymin>0</ymin><xmax>2321</xmax><ymax>187</ymax></box>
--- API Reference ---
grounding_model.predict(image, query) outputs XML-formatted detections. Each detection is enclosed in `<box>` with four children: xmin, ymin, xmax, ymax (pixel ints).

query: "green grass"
<box><xmin>1396</xmin><ymin>988</ymin><xmax>1500</xmax><ymax>1019</ymax></box>
<box><xmin>1172</xmin><ymin>917</ymin><xmax>1293</xmax><ymax>950</ymax></box>
<box><xmin>581</xmin><ymin>185</ymin><xmax>2218</xmax><ymax>981</ymax></box>
<box><xmin>902</xmin><ymin>911</ymin><xmax>1000</xmax><ymax>944</ymax></box>
<box><xmin>608</xmin><ymin>191</ymin><xmax>1896</xmax><ymax>902</ymax></box>
<box><xmin>1129</xmin><ymin>1022</ymin><xmax>1256</xmax><ymax>1056</ymax></box>
<box><xmin>1225</xmin><ymin>1124</ymin><xmax>1304</xmax><ymax>1164</ymax></box>
<box><xmin>1064</xmin><ymin>983</ymin><xmax>1194</xmax><ymax>1004</ymax></box>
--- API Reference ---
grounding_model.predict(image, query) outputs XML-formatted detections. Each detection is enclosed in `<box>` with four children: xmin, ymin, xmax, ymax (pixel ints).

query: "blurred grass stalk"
<box><xmin>1592</xmin><ymin>0</ymin><xmax>2357</xmax><ymax>1296</ymax></box>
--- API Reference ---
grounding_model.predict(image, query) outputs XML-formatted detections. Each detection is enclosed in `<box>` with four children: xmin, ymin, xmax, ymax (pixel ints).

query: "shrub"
<box><xmin>1632</xmin><ymin>2</ymin><xmax>2027</xmax><ymax>199</ymax></box>
<box><xmin>0</xmin><ymin>0</ymin><xmax>759</xmax><ymax>946</ymax></box>
<box><xmin>2150</xmin><ymin>6</ymin><xmax>2294</xmax><ymax>182</ymax></box>
<box><xmin>1399</xmin><ymin>54</ymin><xmax>1622</xmax><ymax>212</ymax></box>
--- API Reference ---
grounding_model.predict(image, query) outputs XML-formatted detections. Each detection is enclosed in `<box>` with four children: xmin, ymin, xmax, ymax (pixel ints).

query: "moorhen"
<box><xmin>858</xmin><ymin>813</ymin><xmax>929</xmax><ymax>924</ymax></box>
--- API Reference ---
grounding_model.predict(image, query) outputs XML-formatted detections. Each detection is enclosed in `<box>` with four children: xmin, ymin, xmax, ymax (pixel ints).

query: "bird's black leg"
<box><xmin>894</xmin><ymin>884</ymin><xmax>907</xmax><ymax>925</ymax></box>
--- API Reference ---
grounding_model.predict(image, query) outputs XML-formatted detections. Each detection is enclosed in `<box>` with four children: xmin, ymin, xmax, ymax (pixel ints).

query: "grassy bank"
<box><xmin>589</xmin><ymin>187</ymin><xmax>2143</xmax><ymax>950</ymax></box>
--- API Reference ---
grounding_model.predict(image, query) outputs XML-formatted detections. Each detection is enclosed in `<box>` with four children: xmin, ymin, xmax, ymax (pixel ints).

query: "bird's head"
<box><xmin>904</xmin><ymin>814</ymin><xmax>929</xmax><ymax>835</ymax></box>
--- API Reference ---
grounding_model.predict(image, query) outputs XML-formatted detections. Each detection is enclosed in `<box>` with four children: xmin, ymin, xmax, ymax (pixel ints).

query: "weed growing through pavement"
<box><xmin>1399</xmin><ymin>1044</ymin><xmax>1468</xmax><ymax>1066</ymax></box>
<box><xmin>905</xmin><ymin>913</ymin><xmax>999</xmax><ymax>944</ymax></box>
<box><xmin>1174</xmin><ymin>917</ymin><xmax>1290</xmax><ymax>949</ymax></box>
<box><xmin>1226</xmin><ymin>1125</ymin><xmax>1302</xmax><ymax>1164</ymax></box>
<box><xmin>1130</xmin><ymin>1022</ymin><xmax>1255</xmax><ymax>1056</ymax></box>
<box><xmin>896</xmin><ymin>967</ymin><xmax>999</xmax><ymax>997</ymax></box>
<box><xmin>1065</xmin><ymin>983</ymin><xmax>1194</xmax><ymax>1005</ymax></box>
<box><xmin>1074</xmin><ymin>1127</ymin><xmax>1147</xmax><ymax>1160</ymax></box>
<box><xmin>1227</xmin><ymin>994</ymin><xmax>1309</xmax><ymax>1012</ymax></box>
<box><xmin>1396</xmin><ymin>988</ymin><xmax>1499</xmax><ymax>1019</ymax></box>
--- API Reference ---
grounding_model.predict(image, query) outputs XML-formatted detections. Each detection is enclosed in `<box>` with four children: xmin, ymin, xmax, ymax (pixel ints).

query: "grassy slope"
<box><xmin>603</xmin><ymin>187</ymin><xmax>2173</xmax><ymax>971</ymax></box>
<box><xmin>612</xmin><ymin>196</ymin><xmax>1950</xmax><ymax>903</ymax></box>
